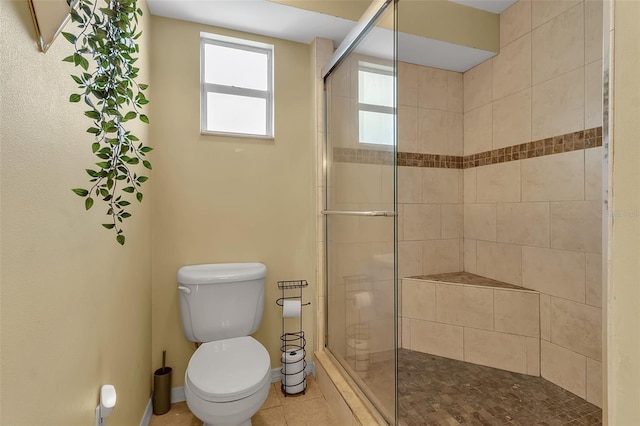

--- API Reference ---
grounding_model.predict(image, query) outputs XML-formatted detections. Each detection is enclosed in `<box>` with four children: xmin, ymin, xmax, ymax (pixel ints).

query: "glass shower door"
<box><xmin>323</xmin><ymin>1</ymin><xmax>397</xmax><ymax>423</ymax></box>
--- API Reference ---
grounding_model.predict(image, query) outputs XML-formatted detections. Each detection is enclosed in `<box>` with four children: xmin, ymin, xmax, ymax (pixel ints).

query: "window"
<box><xmin>201</xmin><ymin>33</ymin><xmax>274</xmax><ymax>138</ymax></box>
<box><xmin>358</xmin><ymin>61</ymin><xmax>395</xmax><ymax>146</ymax></box>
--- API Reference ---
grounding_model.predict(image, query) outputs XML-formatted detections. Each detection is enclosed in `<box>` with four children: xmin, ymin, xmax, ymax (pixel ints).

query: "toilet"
<box><xmin>177</xmin><ymin>263</ymin><xmax>271</xmax><ymax>426</ymax></box>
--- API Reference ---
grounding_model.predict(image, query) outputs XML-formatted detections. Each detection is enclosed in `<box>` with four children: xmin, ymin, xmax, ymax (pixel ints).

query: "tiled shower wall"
<box><xmin>461</xmin><ymin>0</ymin><xmax>603</xmax><ymax>407</ymax></box>
<box><xmin>397</xmin><ymin>64</ymin><xmax>465</xmax><ymax>278</ymax></box>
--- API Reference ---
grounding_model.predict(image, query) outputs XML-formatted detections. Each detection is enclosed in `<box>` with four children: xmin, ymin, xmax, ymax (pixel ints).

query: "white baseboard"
<box><xmin>138</xmin><ymin>387</ymin><xmax>186</xmax><ymax>426</ymax></box>
<box><xmin>139</xmin><ymin>361</ymin><xmax>315</xmax><ymax>426</ymax></box>
<box><xmin>139</xmin><ymin>398</ymin><xmax>152</xmax><ymax>426</ymax></box>
<box><xmin>171</xmin><ymin>386</ymin><xmax>186</xmax><ymax>403</ymax></box>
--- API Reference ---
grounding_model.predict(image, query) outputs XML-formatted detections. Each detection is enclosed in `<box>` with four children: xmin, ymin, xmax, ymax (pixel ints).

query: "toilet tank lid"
<box><xmin>177</xmin><ymin>263</ymin><xmax>266</xmax><ymax>285</ymax></box>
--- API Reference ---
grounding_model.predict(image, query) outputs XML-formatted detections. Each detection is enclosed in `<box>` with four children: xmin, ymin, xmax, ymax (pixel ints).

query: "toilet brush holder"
<box><xmin>153</xmin><ymin>351</ymin><xmax>172</xmax><ymax>415</ymax></box>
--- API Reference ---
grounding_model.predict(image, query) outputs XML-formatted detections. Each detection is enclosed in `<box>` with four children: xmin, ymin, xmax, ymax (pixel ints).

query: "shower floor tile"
<box><xmin>396</xmin><ymin>349</ymin><xmax>602</xmax><ymax>426</ymax></box>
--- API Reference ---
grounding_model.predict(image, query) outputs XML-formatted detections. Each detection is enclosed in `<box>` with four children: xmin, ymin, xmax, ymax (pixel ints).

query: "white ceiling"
<box><xmin>147</xmin><ymin>0</ymin><xmax>517</xmax><ymax>72</ymax></box>
<box><xmin>449</xmin><ymin>0</ymin><xmax>517</xmax><ymax>14</ymax></box>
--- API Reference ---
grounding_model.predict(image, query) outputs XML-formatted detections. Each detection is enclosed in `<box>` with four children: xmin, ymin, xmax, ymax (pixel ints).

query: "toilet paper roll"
<box><xmin>281</xmin><ymin>350</ymin><xmax>306</xmax><ymax>394</ymax></box>
<box><xmin>352</xmin><ymin>291</ymin><xmax>372</xmax><ymax>309</ymax></box>
<box><xmin>282</xmin><ymin>299</ymin><xmax>302</xmax><ymax>318</ymax></box>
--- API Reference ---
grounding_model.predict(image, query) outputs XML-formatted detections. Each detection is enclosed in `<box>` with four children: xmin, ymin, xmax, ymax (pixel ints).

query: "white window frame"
<box><xmin>200</xmin><ymin>32</ymin><xmax>274</xmax><ymax>138</ymax></box>
<box><xmin>357</xmin><ymin>61</ymin><xmax>395</xmax><ymax>147</ymax></box>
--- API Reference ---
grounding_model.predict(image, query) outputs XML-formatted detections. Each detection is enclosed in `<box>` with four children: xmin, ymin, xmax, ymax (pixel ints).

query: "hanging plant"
<box><xmin>63</xmin><ymin>0</ymin><xmax>151</xmax><ymax>245</ymax></box>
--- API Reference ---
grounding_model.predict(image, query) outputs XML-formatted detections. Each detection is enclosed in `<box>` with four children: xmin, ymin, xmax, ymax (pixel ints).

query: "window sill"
<box><xmin>200</xmin><ymin>130</ymin><xmax>275</xmax><ymax>141</ymax></box>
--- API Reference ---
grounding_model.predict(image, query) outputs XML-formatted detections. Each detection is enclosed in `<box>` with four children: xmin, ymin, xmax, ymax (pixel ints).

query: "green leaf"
<box><xmin>72</xmin><ymin>188</ymin><xmax>89</xmax><ymax>197</ymax></box>
<box><xmin>136</xmin><ymin>192</ymin><xmax>143</xmax><ymax>202</ymax></box>
<box><xmin>99</xmin><ymin>7</ymin><xmax>116</xmax><ymax>17</ymax></box>
<box><xmin>121</xmin><ymin>212</ymin><xmax>132</xmax><ymax>219</ymax></box>
<box><xmin>88</xmin><ymin>127</ymin><xmax>101</xmax><ymax>135</ymax></box>
<box><xmin>142</xmin><ymin>160</ymin><xmax>152</xmax><ymax>170</ymax></box>
<box><xmin>102</xmin><ymin>223</ymin><xmax>115</xmax><ymax>229</ymax></box>
<box><xmin>79</xmin><ymin>55</ymin><xmax>89</xmax><ymax>71</ymax></box>
<box><xmin>61</xmin><ymin>32</ymin><xmax>76</xmax><ymax>44</ymax></box>
<box><xmin>137</xmin><ymin>176</ymin><xmax>149</xmax><ymax>183</ymax></box>
<box><xmin>119</xmin><ymin>200</ymin><xmax>131</xmax><ymax>206</ymax></box>
<box><xmin>69</xmin><ymin>93</ymin><xmax>81</xmax><ymax>102</ymax></box>
<box><xmin>122</xmin><ymin>186</ymin><xmax>135</xmax><ymax>193</ymax></box>
<box><xmin>124</xmin><ymin>111</ymin><xmax>137</xmax><ymax>120</ymax></box>
<box><xmin>85</xmin><ymin>110</ymin><xmax>100</xmax><ymax>120</ymax></box>
<box><xmin>62</xmin><ymin>55</ymin><xmax>75</xmax><ymax>63</ymax></box>
<box><xmin>85</xmin><ymin>197</ymin><xmax>94</xmax><ymax>210</ymax></box>
<box><xmin>116</xmin><ymin>235</ymin><xmax>125</xmax><ymax>245</ymax></box>
<box><xmin>139</xmin><ymin>84</ymin><xmax>149</xmax><ymax>90</ymax></box>
<box><xmin>84</xmin><ymin>96</ymin><xmax>95</xmax><ymax>109</ymax></box>
<box><xmin>140</xmin><ymin>146</ymin><xmax>153</xmax><ymax>153</ymax></box>
<box><xmin>139</xmin><ymin>114</ymin><xmax>149</xmax><ymax>124</ymax></box>
<box><xmin>96</xmin><ymin>161</ymin><xmax>110</xmax><ymax>169</ymax></box>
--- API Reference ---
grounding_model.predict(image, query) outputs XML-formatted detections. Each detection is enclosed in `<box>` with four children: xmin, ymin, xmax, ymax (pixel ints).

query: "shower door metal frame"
<box><xmin>321</xmin><ymin>0</ymin><xmax>395</xmax><ymax>80</ymax></box>
<box><xmin>321</xmin><ymin>0</ymin><xmax>399</xmax><ymax>423</ymax></box>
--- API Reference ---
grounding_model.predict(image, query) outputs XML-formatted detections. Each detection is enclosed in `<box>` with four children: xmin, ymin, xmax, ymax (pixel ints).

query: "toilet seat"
<box><xmin>186</xmin><ymin>336</ymin><xmax>270</xmax><ymax>403</ymax></box>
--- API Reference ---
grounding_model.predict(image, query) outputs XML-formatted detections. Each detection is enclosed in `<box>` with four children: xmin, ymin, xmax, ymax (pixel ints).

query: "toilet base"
<box><xmin>185</xmin><ymin>370</ymin><xmax>270</xmax><ymax>426</ymax></box>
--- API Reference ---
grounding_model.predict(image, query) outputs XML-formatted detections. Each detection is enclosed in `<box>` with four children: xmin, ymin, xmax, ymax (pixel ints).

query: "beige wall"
<box><xmin>149</xmin><ymin>16</ymin><xmax>315</xmax><ymax>385</ymax></box>
<box><xmin>0</xmin><ymin>1</ymin><xmax>152</xmax><ymax>424</ymax></box>
<box><xmin>607</xmin><ymin>0</ymin><xmax>640</xmax><ymax>423</ymax></box>
<box><xmin>276</xmin><ymin>0</ymin><xmax>500</xmax><ymax>53</ymax></box>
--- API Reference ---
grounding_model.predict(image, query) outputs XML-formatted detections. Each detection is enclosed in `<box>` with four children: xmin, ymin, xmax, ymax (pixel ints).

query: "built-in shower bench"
<box><xmin>400</xmin><ymin>272</ymin><xmax>541</xmax><ymax>376</ymax></box>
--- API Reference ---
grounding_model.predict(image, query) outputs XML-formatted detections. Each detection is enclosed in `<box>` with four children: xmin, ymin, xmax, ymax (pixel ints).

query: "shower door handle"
<box><xmin>321</xmin><ymin>210</ymin><xmax>397</xmax><ymax>217</ymax></box>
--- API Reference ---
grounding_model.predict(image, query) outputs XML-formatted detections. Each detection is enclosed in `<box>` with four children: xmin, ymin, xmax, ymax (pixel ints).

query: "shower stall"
<box><xmin>321</xmin><ymin>0</ymin><xmax>605</xmax><ymax>425</ymax></box>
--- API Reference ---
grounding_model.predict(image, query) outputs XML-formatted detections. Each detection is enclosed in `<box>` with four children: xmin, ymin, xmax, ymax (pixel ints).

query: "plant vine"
<box><xmin>63</xmin><ymin>0</ymin><xmax>151</xmax><ymax>245</ymax></box>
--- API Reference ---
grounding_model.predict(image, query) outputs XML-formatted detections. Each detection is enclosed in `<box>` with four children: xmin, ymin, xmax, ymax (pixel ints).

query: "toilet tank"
<box><xmin>177</xmin><ymin>263</ymin><xmax>266</xmax><ymax>343</ymax></box>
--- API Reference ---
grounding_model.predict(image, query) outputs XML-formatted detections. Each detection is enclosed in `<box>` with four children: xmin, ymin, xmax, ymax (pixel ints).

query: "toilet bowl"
<box><xmin>184</xmin><ymin>337</ymin><xmax>271</xmax><ymax>426</ymax></box>
<box><xmin>177</xmin><ymin>263</ymin><xmax>270</xmax><ymax>426</ymax></box>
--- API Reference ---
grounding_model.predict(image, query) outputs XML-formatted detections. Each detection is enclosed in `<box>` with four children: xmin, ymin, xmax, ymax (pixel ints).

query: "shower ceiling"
<box><xmin>147</xmin><ymin>0</ymin><xmax>516</xmax><ymax>72</ymax></box>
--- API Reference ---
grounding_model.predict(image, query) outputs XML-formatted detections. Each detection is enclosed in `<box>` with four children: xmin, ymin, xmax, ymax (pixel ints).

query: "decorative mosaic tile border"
<box><xmin>398</xmin><ymin>152</ymin><xmax>462</xmax><ymax>168</ymax></box>
<box><xmin>333</xmin><ymin>147</ymin><xmax>394</xmax><ymax>165</ymax></box>
<box><xmin>462</xmin><ymin>127</ymin><xmax>603</xmax><ymax>169</ymax></box>
<box><xmin>332</xmin><ymin>126</ymin><xmax>603</xmax><ymax>169</ymax></box>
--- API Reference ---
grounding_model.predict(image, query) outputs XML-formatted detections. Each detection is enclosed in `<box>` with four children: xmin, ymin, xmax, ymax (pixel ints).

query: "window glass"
<box><xmin>204</xmin><ymin>44</ymin><xmax>268</xmax><ymax>91</ymax></box>
<box><xmin>358</xmin><ymin>69</ymin><xmax>394</xmax><ymax>107</ymax></box>
<box><xmin>207</xmin><ymin>93</ymin><xmax>267</xmax><ymax>136</ymax></box>
<box><xmin>359</xmin><ymin>110</ymin><xmax>394</xmax><ymax>146</ymax></box>
<box><xmin>358</xmin><ymin>61</ymin><xmax>395</xmax><ymax>146</ymax></box>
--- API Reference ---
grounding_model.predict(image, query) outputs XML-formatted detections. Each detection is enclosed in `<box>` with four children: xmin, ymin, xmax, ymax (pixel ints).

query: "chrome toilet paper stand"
<box><xmin>276</xmin><ymin>279</ymin><xmax>310</xmax><ymax>396</ymax></box>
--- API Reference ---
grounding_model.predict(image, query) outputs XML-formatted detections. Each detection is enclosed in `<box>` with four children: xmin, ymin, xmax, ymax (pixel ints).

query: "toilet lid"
<box><xmin>186</xmin><ymin>336</ymin><xmax>270</xmax><ymax>403</ymax></box>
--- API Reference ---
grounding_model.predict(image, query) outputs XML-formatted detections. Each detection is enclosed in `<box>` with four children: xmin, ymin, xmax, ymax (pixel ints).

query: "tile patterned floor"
<box><xmin>149</xmin><ymin>351</ymin><xmax>603</xmax><ymax>426</ymax></box>
<box><xmin>396</xmin><ymin>349</ymin><xmax>602</xmax><ymax>426</ymax></box>
<box><xmin>148</xmin><ymin>377</ymin><xmax>340</xmax><ymax>426</ymax></box>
